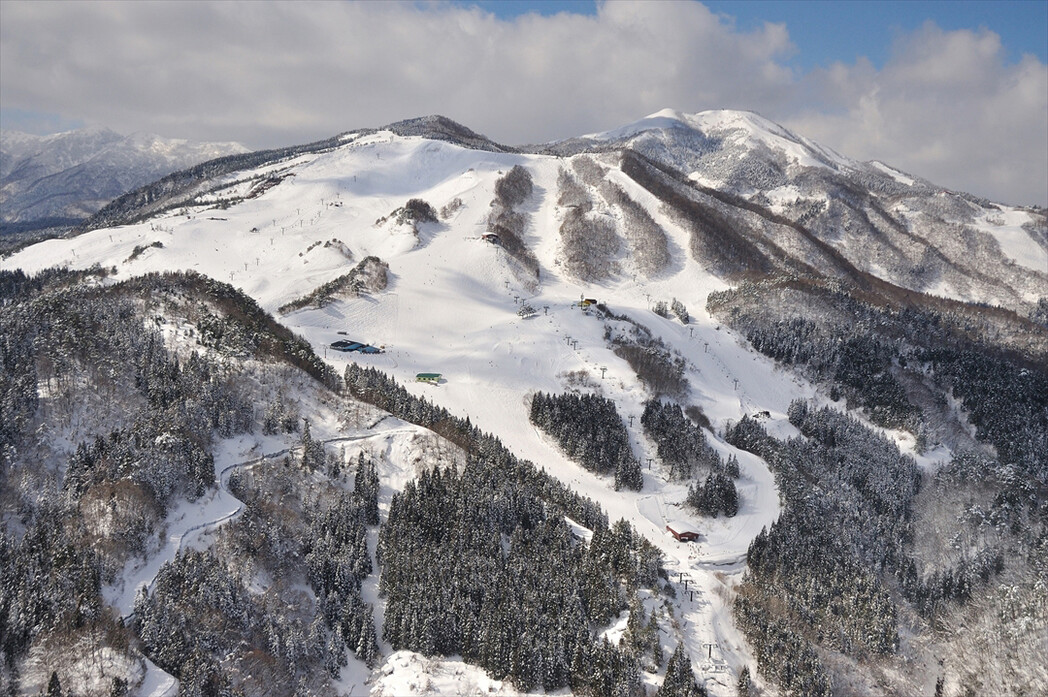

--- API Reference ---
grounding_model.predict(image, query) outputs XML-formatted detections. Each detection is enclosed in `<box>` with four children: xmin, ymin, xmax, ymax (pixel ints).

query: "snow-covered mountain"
<box><xmin>555</xmin><ymin>109</ymin><xmax>1048</xmax><ymax>312</ymax></box>
<box><xmin>65</xmin><ymin>109</ymin><xmax>1047</xmax><ymax>314</ymax></box>
<box><xmin>0</xmin><ymin>126</ymin><xmax>247</xmax><ymax>232</ymax></box>
<box><xmin>2</xmin><ymin>111</ymin><xmax>1046</xmax><ymax>697</ymax></box>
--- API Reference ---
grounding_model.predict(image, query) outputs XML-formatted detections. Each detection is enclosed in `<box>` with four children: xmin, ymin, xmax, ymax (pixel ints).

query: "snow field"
<box><xmin>970</xmin><ymin>206</ymin><xmax>1047</xmax><ymax>273</ymax></box>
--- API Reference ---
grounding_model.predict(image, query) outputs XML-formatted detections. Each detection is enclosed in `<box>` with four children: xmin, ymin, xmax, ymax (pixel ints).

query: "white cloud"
<box><xmin>787</xmin><ymin>22</ymin><xmax>1048</xmax><ymax>205</ymax></box>
<box><xmin>1</xmin><ymin>1</ymin><xmax>1044</xmax><ymax>204</ymax></box>
<box><xmin>0</xmin><ymin>1</ymin><xmax>798</xmax><ymax>143</ymax></box>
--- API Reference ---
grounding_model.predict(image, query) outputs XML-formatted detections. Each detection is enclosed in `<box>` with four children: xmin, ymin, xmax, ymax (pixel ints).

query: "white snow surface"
<box><xmin>589</xmin><ymin>108</ymin><xmax>856</xmax><ymax>171</ymax></box>
<box><xmin>4</xmin><ymin>130</ymin><xmax>947</xmax><ymax>696</ymax></box>
<box><xmin>971</xmin><ymin>207</ymin><xmax>1048</xmax><ymax>273</ymax></box>
<box><xmin>136</xmin><ymin>658</ymin><xmax>178</xmax><ymax>697</ymax></box>
<box><xmin>870</xmin><ymin>160</ymin><xmax>916</xmax><ymax>187</ymax></box>
<box><xmin>371</xmin><ymin>651</ymin><xmax>532</xmax><ymax>697</ymax></box>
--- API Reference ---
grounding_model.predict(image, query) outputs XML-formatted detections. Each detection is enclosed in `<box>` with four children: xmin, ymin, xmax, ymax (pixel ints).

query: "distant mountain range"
<box><xmin>0</xmin><ymin>127</ymin><xmax>247</xmax><ymax>234</ymax></box>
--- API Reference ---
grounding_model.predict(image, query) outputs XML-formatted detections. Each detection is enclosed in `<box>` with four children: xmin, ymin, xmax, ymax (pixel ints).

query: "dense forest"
<box><xmin>136</xmin><ymin>445</ymin><xmax>382</xmax><ymax>694</ymax></box>
<box><xmin>379</xmin><ymin>460</ymin><xmax>660</xmax><ymax>694</ymax></box>
<box><xmin>641</xmin><ymin>400</ymin><xmax>739</xmax><ymax>517</ymax></box>
<box><xmin>728</xmin><ymin>404</ymin><xmax>918</xmax><ymax>696</ymax></box>
<box><xmin>530</xmin><ymin>391</ymin><xmax>643</xmax><ymax>491</ymax></box>
<box><xmin>712</xmin><ymin>276</ymin><xmax>1048</xmax><ymax>696</ymax></box>
<box><xmin>0</xmin><ymin>267</ymin><xmax>344</xmax><ymax>693</ymax></box>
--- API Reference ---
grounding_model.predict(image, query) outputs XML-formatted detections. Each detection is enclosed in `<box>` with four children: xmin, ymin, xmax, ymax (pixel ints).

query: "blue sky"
<box><xmin>2</xmin><ymin>0</ymin><xmax>1046</xmax><ymax>203</ymax></box>
<box><xmin>703</xmin><ymin>0</ymin><xmax>1048</xmax><ymax>68</ymax></box>
<box><xmin>466</xmin><ymin>0</ymin><xmax>1048</xmax><ymax>69</ymax></box>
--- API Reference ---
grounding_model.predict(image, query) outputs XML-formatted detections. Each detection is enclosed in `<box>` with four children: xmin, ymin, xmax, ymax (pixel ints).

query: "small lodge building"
<box><xmin>416</xmin><ymin>373</ymin><xmax>441</xmax><ymax>384</ymax></box>
<box><xmin>666</xmin><ymin>521</ymin><xmax>700</xmax><ymax>542</ymax></box>
<box><xmin>330</xmin><ymin>339</ymin><xmax>384</xmax><ymax>354</ymax></box>
<box><xmin>579</xmin><ymin>298</ymin><xmax>598</xmax><ymax>309</ymax></box>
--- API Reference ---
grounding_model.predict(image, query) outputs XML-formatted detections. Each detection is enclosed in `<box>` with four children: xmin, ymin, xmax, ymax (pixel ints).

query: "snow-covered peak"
<box><xmin>688</xmin><ymin>109</ymin><xmax>856</xmax><ymax>171</ymax></box>
<box><xmin>584</xmin><ymin>108</ymin><xmax>694</xmax><ymax>140</ymax></box>
<box><xmin>586</xmin><ymin>108</ymin><xmax>857</xmax><ymax>172</ymax></box>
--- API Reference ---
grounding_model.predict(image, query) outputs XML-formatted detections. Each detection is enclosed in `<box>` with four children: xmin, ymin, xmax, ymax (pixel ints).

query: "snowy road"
<box><xmin>110</xmin><ymin>423</ymin><xmax>416</xmax><ymax>697</ymax></box>
<box><xmin>109</xmin><ymin>427</ymin><xmax>415</xmax><ymax>621</ymax></box>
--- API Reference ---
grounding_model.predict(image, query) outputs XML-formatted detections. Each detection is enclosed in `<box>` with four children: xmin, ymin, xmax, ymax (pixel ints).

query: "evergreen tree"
<box><xmin>357</xmin><ymin>606</ymin><xmax>380</xmax><ymax>667</ymax></box>
<box><xmin>671</xmin><ymin>298</ymin><xmax>690</xmax><ymax>323</ymax></box>
<box><xmin>725</xmin><ymin>455</ymin><xmax>740</xmax><ymax>479</ymax></box>
<box><xmin>530</xmin><ymin>392</ymin><xmax>641</xmax><ymax>490</ymax></box>
<box><xmin>736</xmin><ymin>665</ymin><xmax>752</xmax><ymax>697</ymax></box>
<box><xmin>300</xmin><ymin>419</ymin><xmax>325</xmax><ymax>471</ymax></box>
<box><xmin>354</xmin><ymin>453</ymin><xmax>380</xmax><ymax>525</ymax></box>
<box><xmin>687</xmin><ymin>469</ymin><xmax>739</xmax><ymax>518</ymax></box>
<box><xmin>47</xmin><ymin>672</ymin><xmax>63</xmax><ymax>697</ymax></box>
<box><xmin>641</xmin><ymin>400</ymin><xmax>720</xmax><ymax>480</ymax></box>
<box><xmin>615</xmin><ymin>457</ymin><xmax>643</xmax><ymax>491</ymax></box>
<box><xmin>658</xmin><ymin>645</ymin><xmax>705</xmax><ymax>697</ymax></box>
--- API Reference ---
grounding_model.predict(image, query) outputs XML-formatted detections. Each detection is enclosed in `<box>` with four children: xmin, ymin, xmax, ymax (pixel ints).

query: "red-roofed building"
<box><xmin>666</xmin><ymin>521</ymin><xmax>700</xmax><ymax>542</ymax></box>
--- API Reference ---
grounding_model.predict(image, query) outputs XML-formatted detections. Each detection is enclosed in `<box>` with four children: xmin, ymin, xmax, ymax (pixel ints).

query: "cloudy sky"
<box><xmin>1</xmin><ymin>0</ymin><xmax>1045</xmax><ymax>205</ymax></box>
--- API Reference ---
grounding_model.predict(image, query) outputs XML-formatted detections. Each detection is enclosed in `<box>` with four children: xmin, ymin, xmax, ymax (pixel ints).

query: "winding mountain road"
<box><xmin>110</xmin><ymin>425</ymin><xmax>415</xmax><ymax>697</ymax></box>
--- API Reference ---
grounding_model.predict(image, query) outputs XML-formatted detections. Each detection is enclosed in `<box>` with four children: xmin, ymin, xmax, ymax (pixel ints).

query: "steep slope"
<box><xmin>558</xmin><ymin>109</ymin><xmax>1048</xmax><ymax>314</ymax></box>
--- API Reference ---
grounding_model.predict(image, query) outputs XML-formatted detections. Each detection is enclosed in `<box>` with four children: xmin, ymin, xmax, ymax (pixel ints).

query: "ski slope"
<box><xmin>3</xmin><ymin>129</ymin><xmax>948</xmax><ymax>696</ymax></box>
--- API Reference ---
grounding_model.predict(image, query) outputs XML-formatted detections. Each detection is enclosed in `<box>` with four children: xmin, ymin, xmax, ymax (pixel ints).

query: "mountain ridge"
<box><xmin>0</xmin><ymin>127</ymin><xmax>249</xmax><ymax>237</ymax></box>
<box><xmin>59</xmin><ymin>110</ymin><xmax>1046</xmax><ymax>318</ymax></box>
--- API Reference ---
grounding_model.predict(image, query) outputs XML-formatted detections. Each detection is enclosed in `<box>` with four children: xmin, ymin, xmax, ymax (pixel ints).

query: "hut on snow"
<box><xmin>666</xmin><ymin>521</ymin><xmax>700</xmax><ymax>542</ymax></box>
